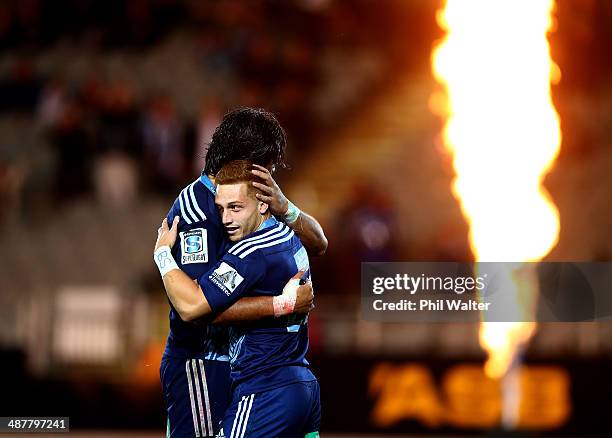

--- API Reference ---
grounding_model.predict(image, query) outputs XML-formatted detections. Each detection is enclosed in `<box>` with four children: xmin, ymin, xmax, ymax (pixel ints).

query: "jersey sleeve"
<box><xmin>165</xmin><ymin>202</ymin><xmax>182</xmax><ymax>257</ymax></box>
<box><xmin>198</xmin><ymin>251</ymin><xmax>266</xmax><ymax>314</ymax></box>
<box><xmin>166</xmin><ymin>192</ymin><xmax>208</xmax><ymax>261</ymax></box>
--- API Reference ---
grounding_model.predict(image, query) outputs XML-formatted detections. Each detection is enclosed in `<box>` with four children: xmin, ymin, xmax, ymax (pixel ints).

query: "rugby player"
<box><xmin>159</xmin><ymin>108</ymin><xmax>327</xmax><ymax>437</ymax></box>
<box><xmin>155</xmin><ymin>160</ymin><xmax>320</xmax><ymax>437</ymax></box>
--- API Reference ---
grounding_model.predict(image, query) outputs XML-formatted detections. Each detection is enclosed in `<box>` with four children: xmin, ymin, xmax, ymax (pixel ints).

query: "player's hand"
<box><xmin>155</xmin><ymin>216</ymin><xmax>179</xmax><ymax>251</ymax></box>
<box><xmin>251</xmin><ymin>164</ymin><xmax>289</xmax><ymax>216</ymax></box>
<box><xmin>293</xmin><ymin>271</ymin><xmax>314</xmax><ymax>315</ymax></box>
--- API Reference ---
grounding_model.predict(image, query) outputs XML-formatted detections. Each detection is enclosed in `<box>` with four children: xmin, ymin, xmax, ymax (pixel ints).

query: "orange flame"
<box><xmin>431</xmin><ymin>0</ymin><xmax>561</xmax><ymax>379</ymax></box>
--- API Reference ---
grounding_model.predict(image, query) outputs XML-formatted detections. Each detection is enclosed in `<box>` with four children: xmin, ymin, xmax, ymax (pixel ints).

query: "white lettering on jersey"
<box><xmin>210</xmin><ymin>262</ymin><xmax>244</xmax><ymax>296</ymax></box>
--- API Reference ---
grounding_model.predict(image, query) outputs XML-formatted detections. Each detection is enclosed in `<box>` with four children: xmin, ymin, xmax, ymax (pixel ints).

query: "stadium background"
<box><xmin>0</xmin><ymin>0</ymin><xmax>611</xmax><ymax>436</ymax></box>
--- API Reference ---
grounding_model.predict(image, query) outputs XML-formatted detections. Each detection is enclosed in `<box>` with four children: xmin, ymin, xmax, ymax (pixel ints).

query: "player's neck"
<box><xmin>254</xmin><ymin>213</ymin><xmax>273</xmax><ymax>232</ymax></box>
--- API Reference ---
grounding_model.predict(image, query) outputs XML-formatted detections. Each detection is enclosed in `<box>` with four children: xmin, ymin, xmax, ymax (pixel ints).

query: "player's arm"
<box><xmin>154</xmin><ymin>216</ymin><xmax>212</xmax><ymax>320</ymax></box>
<box><xmin>159</xmin><ymin>270</ymin><xmax>312</xmax><ymax>323</ymax></box>
<box><xmin>251</xmin><ymin>164</ymin><xmax>328</xmax><ymax>256</ymax></box>
<box><xmin>163</xmin><ymin>271</ymin><xmax>210</xmax><ymax>321</ymax></box>
<box><xmin>212</xmin><ymin>272</ymin><xmax>313</xmax><ymax>324</ymax></box>
<box><xmin>154</xmin><ymin>217</ymin><xmax>310</xmax><ymax>322</ymax></box>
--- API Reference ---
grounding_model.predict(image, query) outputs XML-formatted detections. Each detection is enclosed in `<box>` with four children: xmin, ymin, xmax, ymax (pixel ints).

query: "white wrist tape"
<box><xmin>273</xmin><ymin>278</ymin><xmax>299</xmax><ymax>317</ymax></box>
<box><xmin>284</xmin><ymin>200</ymin><xmax>301</xmax><ymax>224</ymax></box>
<box><xmin>154</xmin><ymin>245</ymin><xmax>179</xmax><ymax>277</ymax></box>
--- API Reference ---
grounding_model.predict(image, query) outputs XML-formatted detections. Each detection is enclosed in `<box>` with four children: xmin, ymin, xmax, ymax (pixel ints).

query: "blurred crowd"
<box><xmin>0</xmin><ymin>0</ymin><xmax>610</xmax><ymax>267</ymax></box>
<box><xmin>0</xmin><ymin>0</ymin><xmax>418</xmax><ymax>223</ymax></box>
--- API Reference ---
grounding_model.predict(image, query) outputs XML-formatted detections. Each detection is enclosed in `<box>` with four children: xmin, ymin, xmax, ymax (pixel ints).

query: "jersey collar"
<box><xmin>199</xmin><ymin>174</ymin><xmax>216</xmax><ymax>195</ymax></box>
<box><xmin>256</xmin><ymin>215</ymin><xmax>279</xmax><ymax>231</ymax></box>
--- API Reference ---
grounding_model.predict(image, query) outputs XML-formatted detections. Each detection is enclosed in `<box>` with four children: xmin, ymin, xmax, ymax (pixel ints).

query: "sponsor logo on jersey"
<box><xmin>293</xmin><ymin>246</ymin><xmax>310</xmax><ymax>272</ymax></box>
<box><xmin>180</xmin><ymin>228</ymin><xmax>208</xmax><ymax>264</ymax></box>
<box><xmin>210</xmin><ymin>262</ymin><xmax>244</xmax><ymax>296</ymax></box>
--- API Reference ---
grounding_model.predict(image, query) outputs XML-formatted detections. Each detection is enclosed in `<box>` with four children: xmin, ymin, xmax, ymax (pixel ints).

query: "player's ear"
<box><xmin>258</xmin><ymin>201</ymin><xmax>269</xmax><ymax>214</ymax></box>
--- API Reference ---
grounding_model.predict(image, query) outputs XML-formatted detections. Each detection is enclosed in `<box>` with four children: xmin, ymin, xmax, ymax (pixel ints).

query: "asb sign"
<box><xmin>369</xmin><ymin>363</ymin><xmax>570</xmax><ymax>430</ymax></box>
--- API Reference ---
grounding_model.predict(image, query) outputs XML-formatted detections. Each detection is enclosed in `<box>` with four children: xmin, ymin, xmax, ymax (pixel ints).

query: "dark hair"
<box><xmin>203</xmin><ymin>107</ymin><xmax>287</xmax><ymax>176</ymax></box>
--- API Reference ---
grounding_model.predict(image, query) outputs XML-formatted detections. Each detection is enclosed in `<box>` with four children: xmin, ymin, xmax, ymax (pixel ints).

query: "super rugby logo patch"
<box><xmin>180</xmin><ymin>228</ymin><xmax>208</xmax><ymax>264</ymax></box>
<box><xmin>210</xmin><ymin>262</ymin><xmax>244</xmax><ymax>296</ymax></box>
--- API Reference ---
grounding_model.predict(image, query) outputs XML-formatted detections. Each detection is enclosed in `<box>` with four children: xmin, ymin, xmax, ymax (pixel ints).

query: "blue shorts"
<box><xmin>219</xmin><ymin>380</ymin><xmax>320</xmax><ymax>438</ymax></box>
<box><xmin>160</xmin><ymin>356</ymin><xmax>231</xmax><ymax>437</ymax></box>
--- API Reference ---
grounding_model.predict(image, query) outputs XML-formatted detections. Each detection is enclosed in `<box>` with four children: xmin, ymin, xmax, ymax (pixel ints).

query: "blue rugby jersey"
<box><xmin>163</xmin><ymin>174</ymin><xmax>230</xmax><ymax>361</ymax></box>
<box><xmin>198</xmin><ymin>217</ymin><xmax>316</xmax><ymax>395</ymax></box>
